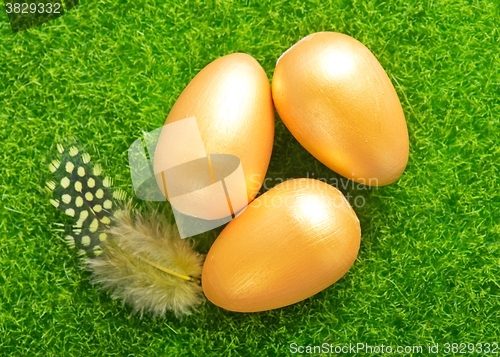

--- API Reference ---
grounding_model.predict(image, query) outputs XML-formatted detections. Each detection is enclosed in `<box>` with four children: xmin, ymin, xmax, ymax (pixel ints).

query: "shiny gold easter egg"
<box><xmin>202</xmin><ymin>178</ymin><xmax>361</xmax><ymax>312</ymax></box>
<box><xmin>154</xmin><ymin>53</ymin><xmax>275</xmax><ymax>219</ymax></box>
<box><xmin>272</xmin><ymin>32</ymin><xmax>409</xmax><ymax>186</ymax></box>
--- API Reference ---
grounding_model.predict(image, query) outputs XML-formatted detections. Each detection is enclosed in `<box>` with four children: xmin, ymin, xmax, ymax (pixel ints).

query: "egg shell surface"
<box><xmin>202</xmin><ymin>178</ymin><xmax>361</xmax><ymax>312</ymax></box>
<box><xmin>272</xmin><ymin>32</ymin><xmax>409</xmax><ymax>186</ymax></box>
<box><xmin>154</xmin><ymin>53</ymin><xmax>275</xmax><ymax>219</ymax></box>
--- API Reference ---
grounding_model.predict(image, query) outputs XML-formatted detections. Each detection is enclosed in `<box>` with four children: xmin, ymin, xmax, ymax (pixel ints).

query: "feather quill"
<box><xmin>46</xmin><ymin>138</ymin><xmax>205</xmax><ymax>318</ymax></box>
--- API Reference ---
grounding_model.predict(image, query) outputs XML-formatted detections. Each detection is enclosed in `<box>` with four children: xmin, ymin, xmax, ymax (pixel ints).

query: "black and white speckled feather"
<box><xmin>46</xmin><ymin>138</ymin><xmax>205</xmax><ymax>318</ymax></box>
<box><xmin>46</xmin><ymin>139</ymin><xmax>126</xmax><ymax>257</ymax></box>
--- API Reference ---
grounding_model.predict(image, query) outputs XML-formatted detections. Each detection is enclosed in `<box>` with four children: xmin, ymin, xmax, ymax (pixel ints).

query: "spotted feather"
<box><xmin>46</xmin><ymin>139</ymin><xmax>126</xmax><ymax>257</ymax></box>
<box><xmin>45</xmin><ymin>138</ymin><xmax>205</xmax><ymax>318</ymax></box>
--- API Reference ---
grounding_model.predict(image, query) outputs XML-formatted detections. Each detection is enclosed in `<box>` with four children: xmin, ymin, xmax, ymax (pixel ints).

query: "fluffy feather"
<box><xmin>47</xmin><ymin>139</ymin><xmax>205</xmax><ymax>318</ymax></box>
<box><xmin>86</xmin><ymin>205</ymin><xmax>205</xmax><ymax>318</ymax></box>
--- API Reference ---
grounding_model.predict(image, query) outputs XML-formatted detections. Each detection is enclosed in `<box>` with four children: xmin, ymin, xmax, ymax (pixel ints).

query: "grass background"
<box><xmin>1</xmin><ymin>0</ymin><xmax>500</xmax><ymax>355</ymax></box>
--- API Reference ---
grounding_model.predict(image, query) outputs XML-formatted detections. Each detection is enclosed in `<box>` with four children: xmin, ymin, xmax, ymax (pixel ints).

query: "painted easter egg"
<box><xmin>202</xmin><ymin>178</ymin><xmax>361</xmax><ymax>312</ymax></box>
<box><xmin>154</xmin><ymin>53</ymin><xmax>275</xmax><ymax>219</ymax></box>
<box><xmin>272</xmin><ymin>32</ymin><xmax>409</xmax><ymax>186</ymax></box>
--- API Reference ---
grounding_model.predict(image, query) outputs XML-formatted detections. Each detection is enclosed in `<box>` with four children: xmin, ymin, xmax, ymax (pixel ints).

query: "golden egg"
<box><xmin>202</xmin><ymin>178</ymin><xmax>361</xmax><ymax>312</ymax></box>
<box><xmin>154</xmin><ymin>53</ymin><xmax>275</xmax><ymax>219</ymax></box>
<box><xmin>272</xmin><ymin>32</ymin><xmax>409</xmax><ymax>186</ymax></box>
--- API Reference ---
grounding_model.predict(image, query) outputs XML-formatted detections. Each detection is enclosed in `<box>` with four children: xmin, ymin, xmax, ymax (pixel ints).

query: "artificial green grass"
<box><xmin>1</xmin><ymin>0</ymin><xmax>500</xmax><ymax>355</ymax></box>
